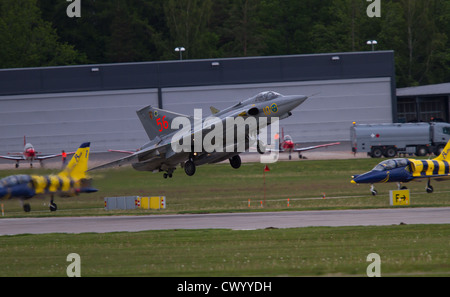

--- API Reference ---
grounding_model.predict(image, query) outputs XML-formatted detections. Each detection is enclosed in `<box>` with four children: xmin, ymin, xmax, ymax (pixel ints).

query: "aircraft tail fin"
<box><xmin>210</xmin><ymin>106</ymin><xmax>220</xmax><ymax>114</ymax></box>
<box><xmin>58</xmin><ymin>142</ymin><xmax>90</xmax><ymax>180</ymax></box>
<box><xmin>434</xmin><ymin>140</ymin><xmax>450</xmax><ymax>161</ymax></box>
<box><xmin>136</xmin><ymin>105</ymin><xmax>192</xmax><ymax>140</ymax></box>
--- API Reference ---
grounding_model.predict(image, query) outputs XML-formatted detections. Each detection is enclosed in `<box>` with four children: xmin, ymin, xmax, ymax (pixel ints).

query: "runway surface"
<box><xmin>0</xmin><ymin>207</ymin><xmax>449</xmax><ymax>235</ymax></box>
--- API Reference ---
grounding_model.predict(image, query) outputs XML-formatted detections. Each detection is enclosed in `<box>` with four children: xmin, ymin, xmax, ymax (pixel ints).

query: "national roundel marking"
<box><xmin>270</xmin><ymin>103</ymin><xmax>278</xmax><ymax>113</ymax></box>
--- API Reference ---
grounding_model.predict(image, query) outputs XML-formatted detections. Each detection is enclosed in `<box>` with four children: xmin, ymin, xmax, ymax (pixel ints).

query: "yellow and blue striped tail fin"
<box><xmin>58</xmin><ymin>142</ymin><xmax>90</xmax><ymax>180</ymax></box>
<box><xmin>434</xmin><ymin>140</ymin><xmax>450</xmax><ymax>162</ymax></box>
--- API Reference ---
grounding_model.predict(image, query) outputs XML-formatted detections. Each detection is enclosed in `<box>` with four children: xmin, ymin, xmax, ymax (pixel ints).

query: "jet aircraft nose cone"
<box><xmin>292</xmin><ymin>95</ymin><xmax>308</xmax><ymax>104</ymax></box>
<box><xmin>281</xmin><ymin>95</ymin><xmax>308</xmax><ymax>111</ymax></box>
<box><xmin>351</xmin><ymin>170</ymin><xmax>388</xmax><ymax>184</ymax></box>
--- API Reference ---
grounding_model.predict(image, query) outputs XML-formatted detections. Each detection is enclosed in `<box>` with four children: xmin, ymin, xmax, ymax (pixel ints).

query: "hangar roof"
<box><xmin>0</xmin><ymin>51</ymin><xmax>395</xmax><ymax>96</ymax></box>
<box><xmin>397</xmin><ymin>82</ymin><xmax>450</xmax><ymax>97</ymax></box>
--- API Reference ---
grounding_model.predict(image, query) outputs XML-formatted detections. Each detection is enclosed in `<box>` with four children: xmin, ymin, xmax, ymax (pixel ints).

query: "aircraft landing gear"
<box><xmin>257</xmin><ymin>140</ymin><xmax>266</xmax><ymax>154</ymax></box>
<box><xmin>20</xmin><ymin>199</ymin><xmax>31</xmax><ymax>212</ymax></box>
<box><xmin>426</xmin><ymin>179</ymin><xmax>434</xmax><ymax>193</ymax></box>
<box><xmin>184</xmin><ymin>160</ymin><xmax>196</xmax><ymax>176</ymax></box>
<box><xmin>370</xmin><ymin>184</ymin><xmax>377</xmax><ymax>196</ymax></box>
<box><xmin>163</xmin><ymin>168</ymin><xmax>175</xmax><ymax>179</ymax></box>
<box><xmin>23</xmin><ymin>203</ymin><xmax>31</xmax><ymax>212</ymax></box>
<box><xmin>50</xmin><ymin>195</ymin><xmax>57</xmax><ymax>211</ymax></box>
<box><xmin>229</xmin><ymin>155</ymin><xmax>241</xmax><ymax>169</ymax></box>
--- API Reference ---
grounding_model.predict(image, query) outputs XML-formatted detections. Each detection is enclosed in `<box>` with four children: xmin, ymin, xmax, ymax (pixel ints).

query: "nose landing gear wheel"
<box><xmin>23</xmin><ymin>203</ymin><xmax>31</xmax><ymax>212</ymax></box>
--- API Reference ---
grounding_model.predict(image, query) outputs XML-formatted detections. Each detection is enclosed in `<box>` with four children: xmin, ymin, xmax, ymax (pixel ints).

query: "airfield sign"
<box><xmin>389</xmin><ymin>189</ymin><xmax>410</xmax><ymax>206</ymax></box>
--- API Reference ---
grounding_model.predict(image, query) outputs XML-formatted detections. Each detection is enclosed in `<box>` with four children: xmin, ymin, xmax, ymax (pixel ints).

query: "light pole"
<box><xmin>366</xmin><ymin>40</ymin><xmax>378</xmax><ymax>51</ymax></box>
<box><xmin>175</xmin><ymin>47</ymin><xmax>185</xmax><ymax>60</ymax></box>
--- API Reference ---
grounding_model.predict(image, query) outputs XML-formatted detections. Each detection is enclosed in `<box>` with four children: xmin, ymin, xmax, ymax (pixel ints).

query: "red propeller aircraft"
<box><xmin>280</xmin><ymin>134</ymin><xmax>340</xmax><ymax>160</ymax></box>
<box><xmin>0</xmin><ymin>136</ymin><xmax>68</xmax><ymax>168</ymax></box>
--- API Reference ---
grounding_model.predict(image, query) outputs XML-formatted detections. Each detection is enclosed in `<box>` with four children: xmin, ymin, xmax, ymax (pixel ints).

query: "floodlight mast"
<box><xmin>175</xmin><ymin>47</ymin><xmax>185</xmax><ymax>60</ymax></box>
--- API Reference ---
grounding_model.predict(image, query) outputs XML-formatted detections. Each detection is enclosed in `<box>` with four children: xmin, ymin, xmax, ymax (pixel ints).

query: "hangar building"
<box><xmin>0</xmin><ymin>51</ymin><xmax>396</xmax><ymax>154</ymax></box>
<box><xmin>396</xmin><ymin>82</ymin><xmax>450</xmax><ymax>123</ymax></box>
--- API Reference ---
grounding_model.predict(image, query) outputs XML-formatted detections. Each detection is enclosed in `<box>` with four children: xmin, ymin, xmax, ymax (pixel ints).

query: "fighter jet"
<box><xmin>351</xmin><ymin>140</ymin><xmax>450</xmax><ymax>195</ymax></box>
<box><xmin>90</xmin><ymin>91</ymin><xmax>308</xmax><ymax>177</ymax></box>
<box><xmin>0</xmin><ymin>142</ymin><xmax>97</xmax><ymax>212</ymax></box>
<box><xmin>0</xmin><ymin>136</ymin><xmax>67</xmax><ymax>168</ymax></box>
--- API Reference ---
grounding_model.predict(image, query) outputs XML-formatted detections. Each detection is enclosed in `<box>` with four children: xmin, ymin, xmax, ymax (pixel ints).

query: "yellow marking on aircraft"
<box><xmin>410</xmin><ymin>159</ymin><xmax>450</xmax><ymax>177</ymax></box>
<box><xmin>48</xmin><ymin>175</ymin><xmax>60</xmax><ymax>193</ymax></box>
<box><xmin>380</xmin><ymin>171</ymin><xmax>390</xmax><ymax>183</ymax></box>
<box><xmin>31</xmin><ymin>175</ymin><xmax>47</xmax><ymax>194</ymax></box>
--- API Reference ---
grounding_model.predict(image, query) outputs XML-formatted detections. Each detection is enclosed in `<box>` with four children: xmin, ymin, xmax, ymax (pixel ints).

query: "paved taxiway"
<box><xmin>0</xmin><ymin>207</ymin><xmax>449</xmax><ymax>235</ymax></box>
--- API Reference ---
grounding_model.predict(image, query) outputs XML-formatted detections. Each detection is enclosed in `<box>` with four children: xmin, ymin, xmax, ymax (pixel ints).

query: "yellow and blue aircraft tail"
<box><xmin>58</xmin><ymin>142</ymin><xmax>91</xmax><ymax>180</ymax></box>
<box><xmin>434</xmin><ymin>140</ymin><xmax>450</xmax><ymax>161</ymax></box>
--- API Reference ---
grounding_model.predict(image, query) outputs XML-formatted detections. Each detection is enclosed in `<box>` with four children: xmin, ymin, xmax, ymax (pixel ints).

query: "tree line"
<box><xmin>1</xmin><ymin>0</ymin><xmax>449</xmax><ymax>88</ymax></box>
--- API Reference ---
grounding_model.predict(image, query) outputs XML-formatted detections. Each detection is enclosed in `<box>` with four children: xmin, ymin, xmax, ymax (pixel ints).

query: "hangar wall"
<box><xmin>0</xmin><ymin>51</ymin><xmax>396</xmax><ymax>155</ymax></box>
<box><xmin>162</xmin><ymin>77</ymin><xmax>392</xmax><ymax>143</ymax></box>
<box><xmin>0</xmin><ymin>89</ymin><xmax>158</xmax><ymax>153</ymax></box>
<box><xmin>0</xmin><ymin>77</ymin><xmax>391</xmax><ymax>153</ymax></box>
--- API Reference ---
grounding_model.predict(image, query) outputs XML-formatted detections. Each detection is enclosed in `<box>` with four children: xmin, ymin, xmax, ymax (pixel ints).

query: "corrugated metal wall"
<box><xmin>0</xmin><ymin>89</ymin><xmax>158</xmax><ymax>153</ymax></box>
<box><xmin>0</xmin><ymin>52</ymin><xmax>396</xmax><ymax>155</ymax></box>
<box><xmin>162</xmin><ymin>78</ymin><xmax>392</xmax><ymax>144</ymax></box>
<box><xmin>0</xmin><ymin>77</ymin><xmax>391</xmax><ymax>154</ymax></box>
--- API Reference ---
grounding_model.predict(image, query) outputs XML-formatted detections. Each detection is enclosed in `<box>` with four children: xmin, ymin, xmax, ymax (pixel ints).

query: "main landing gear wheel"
<box><xmin>257</xmin><ymin>141</ymin><xmax>266</xmax><ymax>154</ymax></box>
<box><xmin>23</xmin><ymin>203</ymin><xmax>31</xmax><ymax>212</ymax></box>
<box><xmin>50</xmin><ymin>201</ymin><xmax>57</xmax><ymax>211</ymax></box>
<box><xmin>426</xmin><ymin>179</ymin><xmax>434</xmax><ymax>193</ymax></box>
<box><xmin>229</xmin><ymin>155</ymin><xmax>241</xmax><ymax>169</ymax></box>
<box><xmin>163</xmin><ymin>173</ymin><xmax>173</xmax><ymax>179</ymax></box>
<box><xmin>50</xmin><ymin>196</ymin><xmax>57</xmax><ymax>211</ymax></box>
<box><xmin>184</xmin><ymin>160</ymin><xmax>196</xmax><ymax>176</ymax></box>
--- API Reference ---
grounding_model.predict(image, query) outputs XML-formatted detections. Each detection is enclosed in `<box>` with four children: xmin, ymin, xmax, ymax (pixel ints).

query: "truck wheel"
<box><xmin>384</xmin><ymin>147</ymin><xmax>397</xmax><ymax>158</ymax></box>
<box><xmin>371</xmin><ymin>147</ymin><xmax>383</xmax><ymax>158</ymax></box>
<box><xmin>434</xmin><ymin>145</ymin><xmax>445</xmax><ymax>156</ymax></box>
<box><xmin>416</xmin><ymin>146</ymin><xmax>428</xmax><ymax>157</ymax></box>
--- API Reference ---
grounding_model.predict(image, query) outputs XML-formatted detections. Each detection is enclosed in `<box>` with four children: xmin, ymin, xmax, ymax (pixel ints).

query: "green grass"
<box><xmin>0</xmin><ymin>157</ymin><xmax>449</xmax><ymax>277</ymax></box>
<box><xmin>0</xmin><ymin>158</ymin><xmax>449</xmax><ymax>216</ymax></box>
<box><xmin>0</xmin><ymin>225</ymin><xmax>448</xmax><ymax>277</ymax></box>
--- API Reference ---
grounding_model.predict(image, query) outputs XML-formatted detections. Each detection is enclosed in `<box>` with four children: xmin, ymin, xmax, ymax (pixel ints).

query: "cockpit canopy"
<box><xmin>253</xmin><ymin>91</ymin><xmax>281</xmax><ymax>102</ymax></box>
<box><xmin>0</xmin><ymin>175</ymin><xmax>32</xmax><ymax>187</ymax></box>
<box><xmin>372</xmin><ymin>158</ymin><xmax>410</xmax><ymax>171</ymax></box>
<box><xmin>284</xmin><ymin>135</ymin><xmax>293</xmax><ymax>141</ymax></box>
<box><xmin>242</xmin><ymin>91</ymin><xmax>281</xmax><ymax>105</ymax></box>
